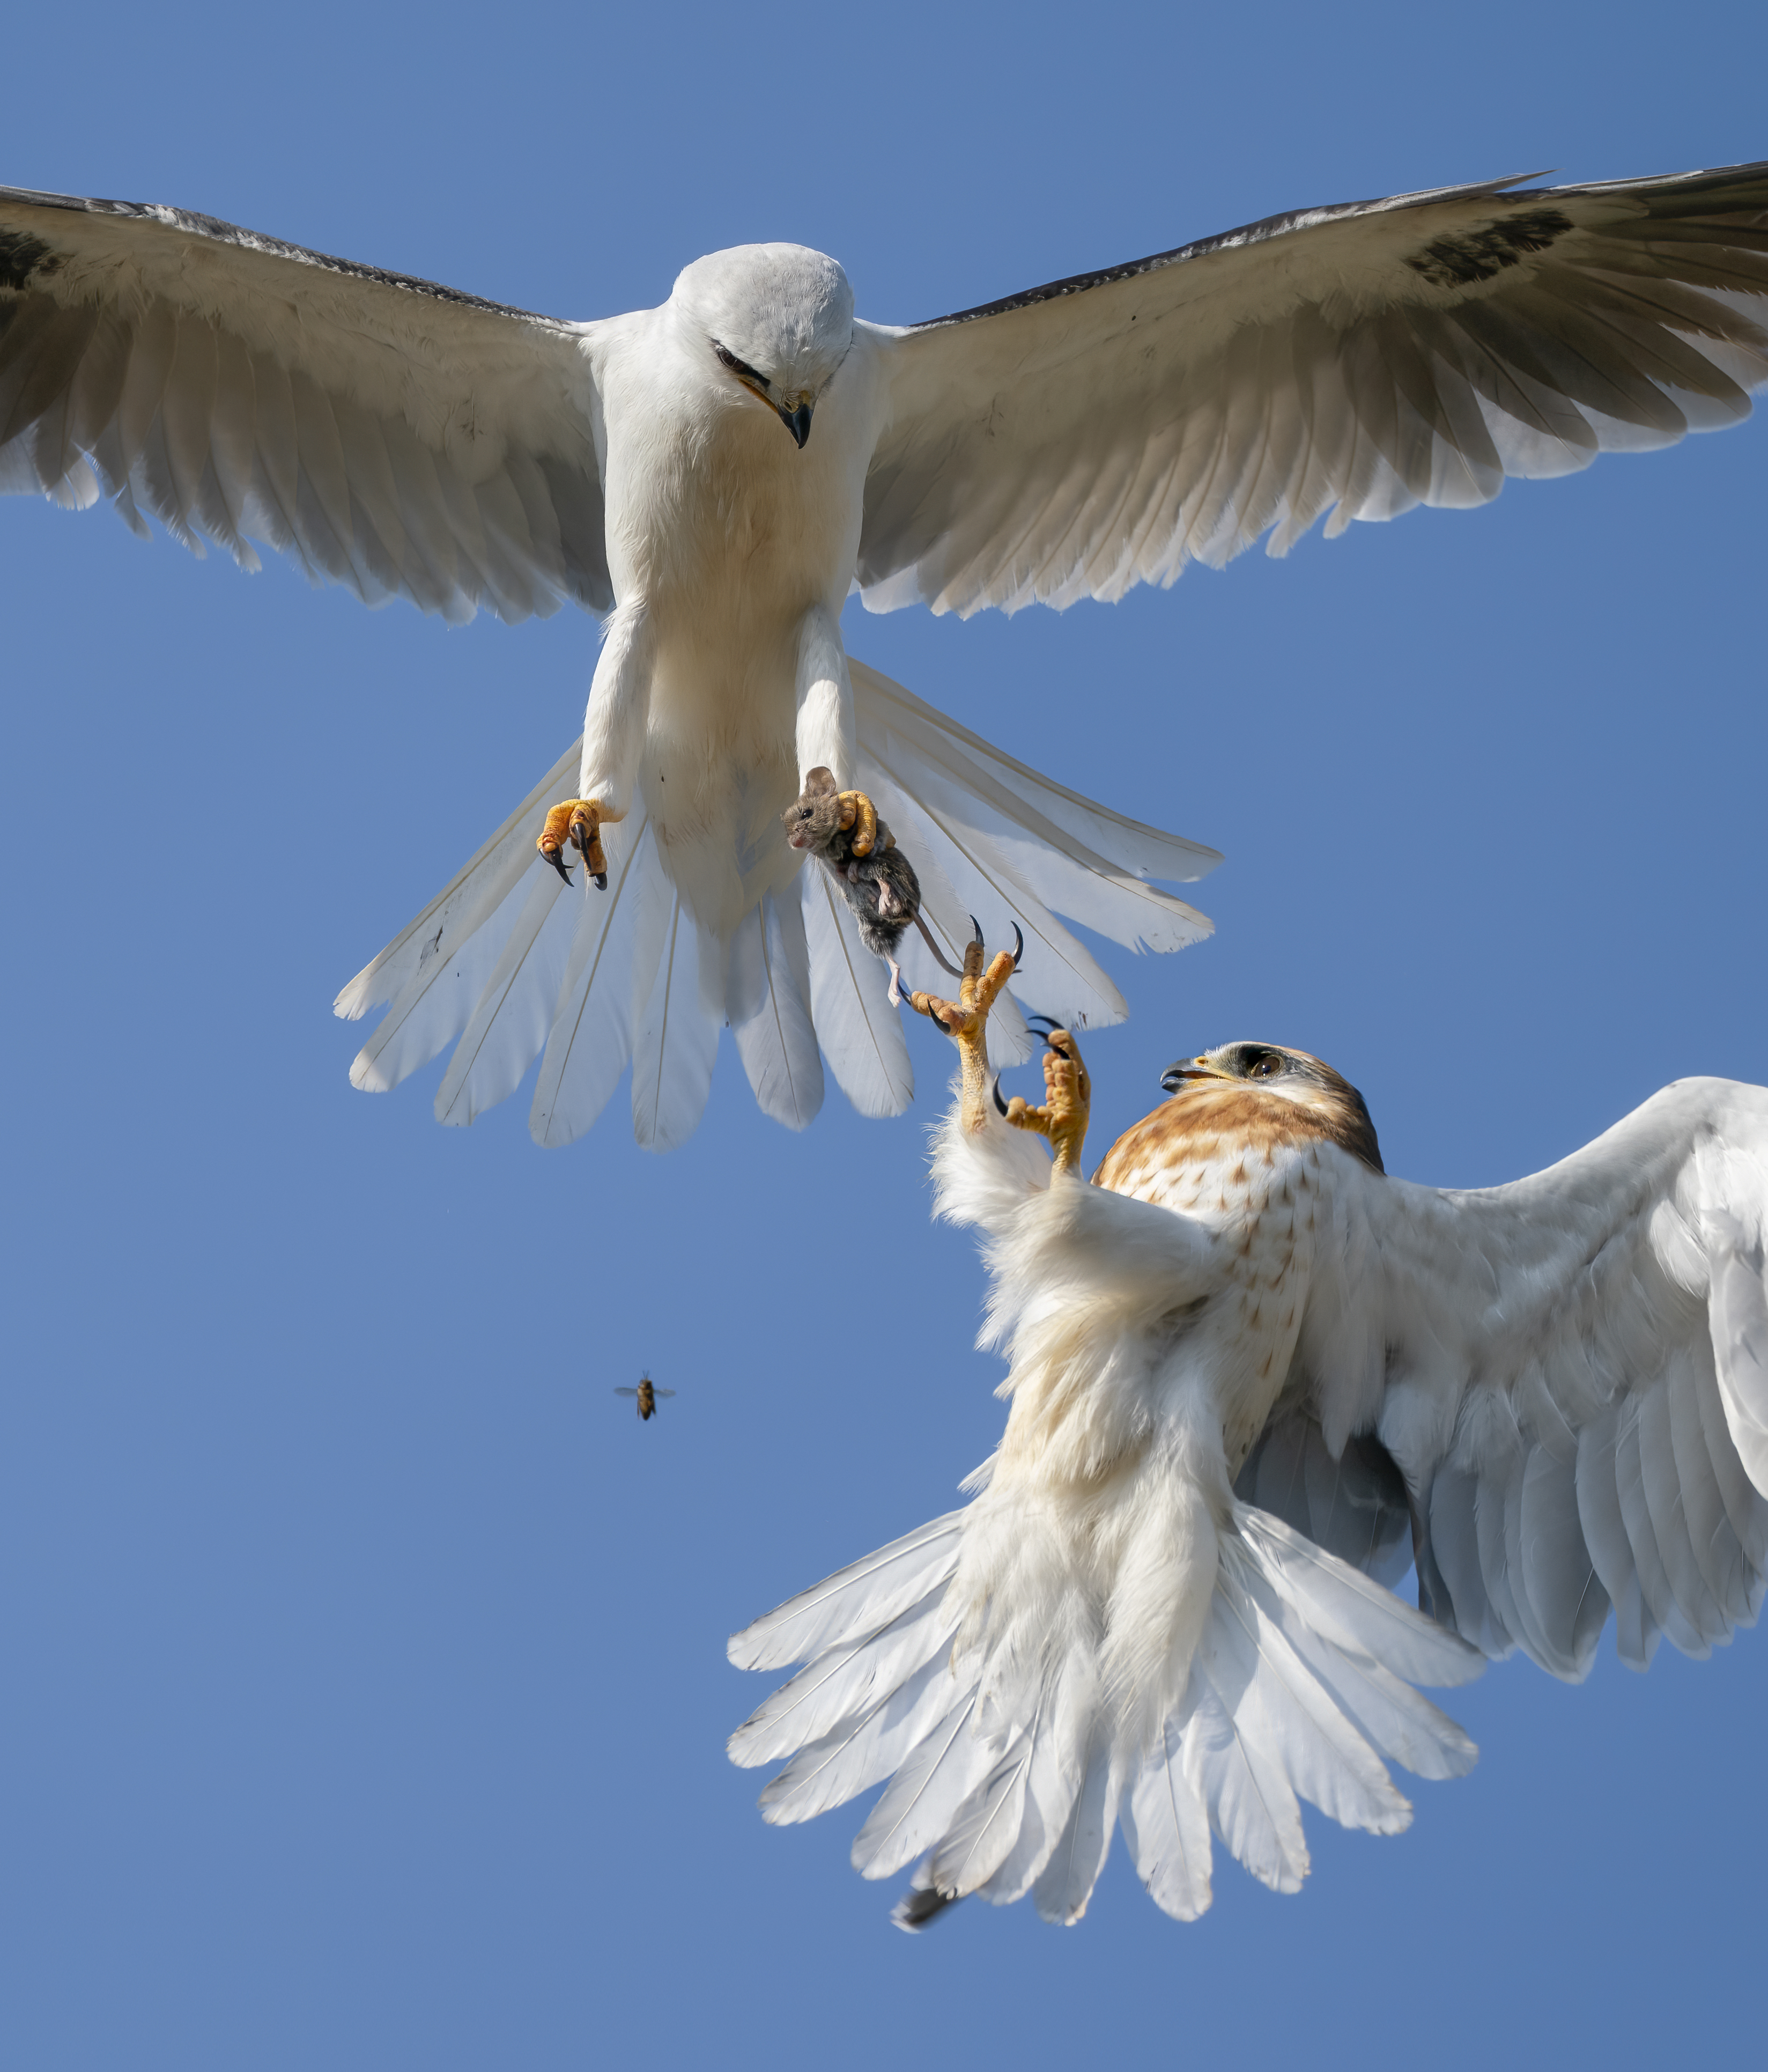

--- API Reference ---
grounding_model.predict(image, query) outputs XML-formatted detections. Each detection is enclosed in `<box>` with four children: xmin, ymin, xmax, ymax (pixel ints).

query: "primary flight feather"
<box><xmin>730</xmin><ymin>947</ymin><xmax>1768</xmax><ymax>1928</ymax></box>
<box><xmin>2</xmin><ymin>162</ymin><xmax>1764</xmax><ymax>1146</ymax></box>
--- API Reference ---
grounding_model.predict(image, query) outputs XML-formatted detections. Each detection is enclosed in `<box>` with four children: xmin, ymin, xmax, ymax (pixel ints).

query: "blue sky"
<box><xmin>3</xmin><ymin>3</ymin><xmax>1765</xmax><ymax>2065</ymax></box>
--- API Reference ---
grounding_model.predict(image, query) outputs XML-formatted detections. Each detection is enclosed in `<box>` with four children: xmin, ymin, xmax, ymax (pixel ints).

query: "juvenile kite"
<box><xmin>729</xmin><ymin>945</ymin><xmax>1768</xmax><ymax>1927</ymax></box>
<box><xmin>2</xmin><ymin>164</ymin><xmax>1764</xmax><ymax>1145</ymax></box>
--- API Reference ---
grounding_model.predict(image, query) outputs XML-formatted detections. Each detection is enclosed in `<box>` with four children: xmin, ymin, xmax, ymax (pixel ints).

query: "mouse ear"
<box><xmin>802</xmin><ymin>766</ymin><xmax>837</xmax><ymax>797</ymax></box>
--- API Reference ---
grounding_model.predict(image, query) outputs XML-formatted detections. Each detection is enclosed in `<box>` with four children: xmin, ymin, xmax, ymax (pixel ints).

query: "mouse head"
<box><xmin>784</xmin><ymin>767</ymin><xmax>843</xmax><ymax>851</ymax></box>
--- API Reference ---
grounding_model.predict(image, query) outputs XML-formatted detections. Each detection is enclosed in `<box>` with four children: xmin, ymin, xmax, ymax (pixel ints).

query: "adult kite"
<box><xmin>1</xmin><ymin>163</ymin><xmax>1763</xmax><ymax>1145</ymax></box>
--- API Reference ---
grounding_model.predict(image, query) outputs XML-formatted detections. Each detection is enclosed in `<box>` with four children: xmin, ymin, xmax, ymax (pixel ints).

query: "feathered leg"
<box><xmin>538</xmin><ymin>600</ymin><xmax>654</xmax><ymax>890</ymax></box>
<box><xmin>794</xmin><ymin>603</ymin><xmax>895</xmax><ymax>860</ymax></box>
<box><xmin>794</xmin><ymin>603</ymin><xmax>856</xmax><ymax>789</ymax></box>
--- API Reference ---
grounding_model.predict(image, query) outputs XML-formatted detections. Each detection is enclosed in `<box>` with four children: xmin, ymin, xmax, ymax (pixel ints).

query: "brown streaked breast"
<box><xmin>1093</xmin><ymin>1082</ymin><xmax>1380</xmax><ymax>1199</ymax></box>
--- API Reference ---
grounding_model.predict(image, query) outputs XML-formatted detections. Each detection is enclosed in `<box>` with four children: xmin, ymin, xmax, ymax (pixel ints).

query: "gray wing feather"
<box><xmin>0</xmin><ymin>188</ymin><xmax>611</xmax><ymax>621</ymax></box>
<box><xmin>1232</xmin><ymin>1416</ymin><xmax>1412</xmax><ymax>1588</ymax></box>
<box><xmin>859</xmin><ymin>163</ymin><xmax>1768</xmax><ymax>618</ymax></box>
<box><xmin>1293</xmin><ymin>1080</ymin><xmax>1768</xmax><ymax>1681</ymax></box>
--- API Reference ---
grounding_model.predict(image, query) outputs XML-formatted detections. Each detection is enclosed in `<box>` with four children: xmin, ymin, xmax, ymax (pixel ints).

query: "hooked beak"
<box><xmin>1160</xmin><ymin>1055</ymin><xmax>1233</xmax><ymax>1095</ymax></box>
<box><xmin>778</xmin><ymin>397</ymin><xmax>813</xmax><ymax>448</ymax></box>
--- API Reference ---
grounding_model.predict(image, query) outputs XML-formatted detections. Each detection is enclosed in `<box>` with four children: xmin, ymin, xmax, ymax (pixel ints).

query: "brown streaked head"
<box><xmin>1159</xmin><ymin>1042</ymin><xmax>1383</xmax><ymax>1174</ymax></box>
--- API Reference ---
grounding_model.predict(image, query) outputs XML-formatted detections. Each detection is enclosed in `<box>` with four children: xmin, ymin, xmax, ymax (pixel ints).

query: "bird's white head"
<box><xmin>671</xmin><ymin>244</ymin><xmax>854</xmax><ymax>448</ymax></box>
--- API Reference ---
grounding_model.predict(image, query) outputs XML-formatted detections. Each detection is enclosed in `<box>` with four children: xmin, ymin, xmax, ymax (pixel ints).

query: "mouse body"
<box><xmin>783</xmin><ymin>769</ymin><xmax>961</xmax><ymax>1004</ymax></box>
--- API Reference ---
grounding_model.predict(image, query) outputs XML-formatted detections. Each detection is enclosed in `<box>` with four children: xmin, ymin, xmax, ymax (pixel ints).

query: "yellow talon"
<box><xmin>1002</xmin><ymin>1030</ymin><xmax>1091</xmax><ymax>1175</ymax></box>
<box><xmin>834</xmin><ymin>788</ymin><xmax>888</xmax><ymax>858</ymax></box>
<box><xmin>908</xmin><ymin>930</ymin><xmax>1019</xmax><ymax>1133</ymax></box>
<box><xmin>538</xmin><ymin>799</ymin><xmax>617</xmax><ymax>888</ymax></box>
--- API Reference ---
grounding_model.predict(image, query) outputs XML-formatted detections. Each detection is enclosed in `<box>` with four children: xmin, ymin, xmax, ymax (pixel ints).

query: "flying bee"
<box><xmin>615</xmin><ymin>1374</ymin><xmax>676</xmax><ymax>1421</ymax></box>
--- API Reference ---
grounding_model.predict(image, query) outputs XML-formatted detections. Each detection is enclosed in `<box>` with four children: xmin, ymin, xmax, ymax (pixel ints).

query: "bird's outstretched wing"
<box><xmin>1302</xmin><ymin>1079</ymin><xmax>1768</xmax><ymax>1679</ymax></box>
<box><xmin>0</xmin><ymin>188</ymin><xmax>610</xmax><ymax>621</ymax></box>
<box><xmin>857</xmin><ymin>162</ymin><xmax>1768</xmax><ymax>617</ymax></box>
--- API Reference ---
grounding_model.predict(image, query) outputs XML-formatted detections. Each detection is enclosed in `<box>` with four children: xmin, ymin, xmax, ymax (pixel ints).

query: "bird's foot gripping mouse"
<box><xmin>831</xmin><ymin>786</ymin><xmax>881</xmax><ymax>858</ymax></box>
<box><xmin>536</xmin><ymin>798</ymin><xmax>620</xmax><ymax>889</ymax></box>
<box><xmin>782</xmin><ymin>768</ymin><xmax>970</xmax><ymax>1005</ymax></box>
<box><xmin>905</xmin><ymin>921</ymin><xmax>1028</xmax><ymax>1131</ymax></box>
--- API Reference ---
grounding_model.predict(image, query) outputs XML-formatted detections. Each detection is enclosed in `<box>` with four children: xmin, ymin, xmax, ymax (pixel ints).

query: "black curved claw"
<box><xmin>1025</xmin><ymin>1013</ymin><xmax>1061</xmax><ymax>1031</ymax></box>
<box><xmin>992</xmin><ymin>1073</ymin><xmax>1008</xmax><ymax>1117</ymax></box>
<box><xmin>567</xmin><ymin>820</ymin><xmax>609</xmax><ymax>891</ymax></box>
<box><xmin>1010</xmin><ymin>923</ymin><xmax>1024</xmax><ymax>971</ymax></box>
<box><xmin>970</xmin><ymin>915</ymin><xmax>983</xmax><ymax>945</ymax></box>
<box><xmin>543</xmin><ymin>849</ymin><xmax>574</xmax><ymax>887</ymax></box>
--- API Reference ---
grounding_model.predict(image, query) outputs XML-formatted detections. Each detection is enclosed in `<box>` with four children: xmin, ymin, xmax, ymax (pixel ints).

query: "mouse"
<box><xmin>783</xmin><ymin>769</ymin><xmax>964</xmax><ymax>1005</ymax></box>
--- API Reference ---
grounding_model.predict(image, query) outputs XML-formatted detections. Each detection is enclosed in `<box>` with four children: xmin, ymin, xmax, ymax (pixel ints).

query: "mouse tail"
<box><xmin>848</xmin><ymin>659</ymin><xmax>1216</xmax><ymax>1033</ymax></box>
<box><xmin>911</xmin><ymin>912</ymin><xmax>966</xmax><ymax>979</ymax></box>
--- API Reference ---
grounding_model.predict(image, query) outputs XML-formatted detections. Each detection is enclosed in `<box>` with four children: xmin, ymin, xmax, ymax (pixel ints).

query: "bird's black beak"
<box><xmin>779</xmin><ymin>401</ymin><xmax>813</xmax><ymax>448</ymax></box>
<box><xmin>1160</xmin><ymin>1057</ymin><xmax>1225</xmax><ymax>1095</ymax></box>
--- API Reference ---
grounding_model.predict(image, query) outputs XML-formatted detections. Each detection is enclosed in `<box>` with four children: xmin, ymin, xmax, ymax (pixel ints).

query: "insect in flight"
<box><xmin>615</xmin><ymin>1375</ymin><xmax>676</xmax><ymax>1421</ymax></box>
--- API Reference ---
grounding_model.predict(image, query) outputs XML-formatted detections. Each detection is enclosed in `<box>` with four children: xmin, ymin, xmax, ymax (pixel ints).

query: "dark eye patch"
<box><xmin>713</xmin><ymin>341</ymin><xmax>769</xmax><ymax>389</ymax></box>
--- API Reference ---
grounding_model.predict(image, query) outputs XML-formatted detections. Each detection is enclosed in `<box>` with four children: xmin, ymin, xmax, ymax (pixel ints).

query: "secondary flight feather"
<box><xmin>731</xmin><ymin>944</ymin><xmax>1768</xmax><ymax>1927</ymax></box>
<box><xmin>2</xmin><ymin>163</ymin><xmax>1764</xmax><ymax>1145</ymax></box>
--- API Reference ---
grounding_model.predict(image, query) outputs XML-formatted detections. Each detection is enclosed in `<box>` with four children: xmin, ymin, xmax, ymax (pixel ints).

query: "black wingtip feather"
<box><xmin>891</xmin><ymin>1885</ymin><xmax>963</xmax><ymax>1933</ymax></box>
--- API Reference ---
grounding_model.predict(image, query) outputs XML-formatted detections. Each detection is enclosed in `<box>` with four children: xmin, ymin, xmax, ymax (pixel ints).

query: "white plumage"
<box><xmin>329</xmin><ymin>662</ymin><xmax>1211</xmax><ymax>1144</ymax></box>
<box><xmin>729</xmin><ymin>1045</ymin><xmax>1768</xmax><ymax>1927</ymax></box>
<box><xmin>3</xmin><ymin>165</ymin><xmax>1765</xmax><ymax>1144</ymax></box>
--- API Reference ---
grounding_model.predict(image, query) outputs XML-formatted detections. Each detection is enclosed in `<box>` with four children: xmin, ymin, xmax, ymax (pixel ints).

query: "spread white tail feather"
<box><xmin>729</xmin><ymin>891</ymin><xmax>824</xmax><ymax>1132</ymax></box>
<box><xmin>530</xmin><ymin>808</ymin><xmax>653</xmax><ymax>1148</ymax></box>
<box><xmin>334</xmin><ymin>661</ymin><xmax>1217</xmax><ymax>1149</ymax></box>
<box><xmin>729</xmin><ymin>1499</ymin><xmax>1480</xmax><ymax>1927</ymax></box>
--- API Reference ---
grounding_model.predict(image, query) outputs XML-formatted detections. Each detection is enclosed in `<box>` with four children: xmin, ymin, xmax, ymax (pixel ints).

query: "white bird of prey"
<box><xmin>730</xmin><ymin>942</ymin><xmax>1768</xmax><ymax>1929</ymax></box>
<box><xmin>2</xmin><ymin>165</ymin><xmax>1765</xmax><ymax>1148</ymax></box>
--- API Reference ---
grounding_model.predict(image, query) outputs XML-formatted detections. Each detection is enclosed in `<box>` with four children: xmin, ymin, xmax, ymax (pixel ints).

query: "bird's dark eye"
<box><xmin>713</xmin><ymin>341</ymin><xmax>769</xmax><ymax>389</ymax></box>
<box><xmin>1249</xmin><ymin>1054</ymin><xmax>1281</xmax><ymax>1079</ymax></box>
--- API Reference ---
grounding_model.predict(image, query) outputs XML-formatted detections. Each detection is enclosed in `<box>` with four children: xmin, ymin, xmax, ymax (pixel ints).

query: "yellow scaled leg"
<box><xmin>999</xmin><ymin>1027</ymin><xmax>1091</xmax><ymax>1175</ymax></box>
<box><xmin>537</xmin><ymin>799</ymin><xmax>622</xmax><ymax>889</ymax></box>
<box><xmin>833</xmin><ymin>788</ymin><xmax>887</xmax><ymax>858</ymax></box>
<box><xmin>906</xmin><ymin>925</ymin><xmax>1021</xmax><ymax>1134</ymax></box>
